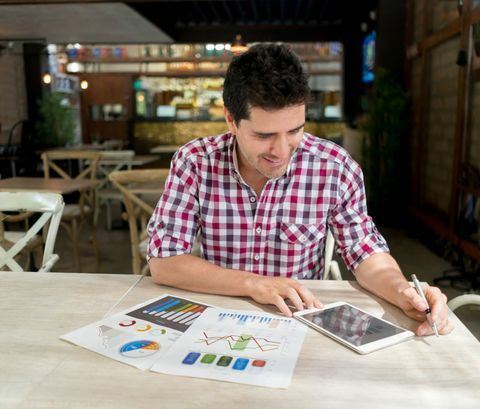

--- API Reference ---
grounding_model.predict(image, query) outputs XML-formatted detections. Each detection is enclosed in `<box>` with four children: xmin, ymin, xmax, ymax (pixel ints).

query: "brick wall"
<box><xmin>423</xmin><ymin>37</ymin><xmax>460</xmax><ymax>214</ymax></box>
<box><xmin>409</xmin><ymin>58</ymin><xmax>423</xmax><ymax>198</ymax></box>
<box><xmin>0</xmin><ymin>50</ymin><xmax>27</xmax><ymax>144</ymax></box>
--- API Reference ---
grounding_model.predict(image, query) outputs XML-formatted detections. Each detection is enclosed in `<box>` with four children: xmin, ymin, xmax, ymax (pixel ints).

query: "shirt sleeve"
<box><xmin>328</xmin><ymin>157</ymin><xmax>389</xmax><ymax>273</ymax></box>
<box><xmin>147</xmin><ymin>150</ymin><xmax>199</xmax><ymax>259</ymax></box>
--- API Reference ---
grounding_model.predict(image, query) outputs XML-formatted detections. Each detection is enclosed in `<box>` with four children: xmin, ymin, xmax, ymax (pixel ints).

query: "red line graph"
<box><xmin>196</xmin><ymin>332</ymin><xmax>281</xmax><ymax>352</ymax></box>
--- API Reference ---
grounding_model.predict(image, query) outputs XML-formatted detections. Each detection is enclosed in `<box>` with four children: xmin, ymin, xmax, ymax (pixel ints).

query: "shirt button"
<box><xmin>250</xmin><ymin>196</ymin><xmax>256</xmax><ymax>203</ymax></box>
<box><xmin>254</xmin><ymin>254</ymin><xmax>260</xmax><ymax>261</ymax></box>
<box><xmin>299</xmin><ymin>236</ymin><xmax>307</xmax><ymax>242</ymax></box>
<box><xmin>255</xmin><ymin>227</ymin><xmax>262</xmax><ymax>234</ymax></box>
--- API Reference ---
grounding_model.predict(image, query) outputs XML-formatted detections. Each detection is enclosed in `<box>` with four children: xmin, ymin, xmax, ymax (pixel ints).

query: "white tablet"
<box><xmin>293</xmin><ymin>301</ymin><xmax>414</xmax><ymax>354</ymax></box>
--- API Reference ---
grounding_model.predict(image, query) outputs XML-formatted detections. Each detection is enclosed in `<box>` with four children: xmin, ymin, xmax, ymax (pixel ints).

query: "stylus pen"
<box><xmin>411</xmin><ymin>274</ymin><xmax>439</xmax><ymax>337</ymax></box>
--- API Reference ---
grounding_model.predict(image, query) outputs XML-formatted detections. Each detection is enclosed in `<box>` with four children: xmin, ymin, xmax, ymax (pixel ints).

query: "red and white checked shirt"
<box><xmin>147</xmin><ymin>132</ymin><xmax>388</xmax><ymax>279</ymax></box>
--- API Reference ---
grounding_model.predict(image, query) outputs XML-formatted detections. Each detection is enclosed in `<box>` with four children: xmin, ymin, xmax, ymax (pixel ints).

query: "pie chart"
<box><xmin>119</xmin><ymin>340</ymin><xmax>160</xmax><ymax>358</ymax></box>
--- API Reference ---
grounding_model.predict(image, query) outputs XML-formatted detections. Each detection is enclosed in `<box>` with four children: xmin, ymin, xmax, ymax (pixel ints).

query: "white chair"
<box><xmin>448</xmin><ymin>294</ymin><xmax>480</xmax><ymax>311</ymax></box>
<box><xmin>323</xmin><ymin>229</ymin><xmax>342</xmax><ymax>280</ymax></box>
<box><xmin>94</xmin><ymin>150</ymin><xmax>135</xmax><ymax>230</ymax></box>
<box><xmin>0</xmin><ymin>192</ymin><xmax>64</xmax><ymax>272</ymax></box>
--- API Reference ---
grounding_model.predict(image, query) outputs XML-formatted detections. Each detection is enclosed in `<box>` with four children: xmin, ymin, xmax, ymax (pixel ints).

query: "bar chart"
<box><xmin>127</xmin><ymin>295</ymin><xmax>210</xmax><ymax>332</ymax></box>
<box><xmin>217</xmin><ymin>311</ymin><xmax>291</xmax><ymax>329</ymax></box>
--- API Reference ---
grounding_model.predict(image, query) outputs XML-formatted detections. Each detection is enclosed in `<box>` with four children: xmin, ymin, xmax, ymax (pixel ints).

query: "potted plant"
<box><xmin>360</xmin><ymin>68</ymin><xmax>409</xmax><ymax>225</ymax></box>
<box><xmin>36</xmin><ymin>92</ymin><xmax>76</xmax><ymax>147</ymax></box>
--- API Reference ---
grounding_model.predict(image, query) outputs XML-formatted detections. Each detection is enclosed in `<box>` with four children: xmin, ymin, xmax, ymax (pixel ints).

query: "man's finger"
<box><xmin>274</xmin><ymin>295</ymin><xmax>293</xmax><ymax>317</ymax></box>
<box><xmin>425</xmin><ymin>286</ymin><xmax>448</xmax><ymax>324</ymax></box>
<box><xmin>297</xmin><ymin>285</ymin><xmax>322</xmax><ymax>309</ymax></box>
<box><xmin>403</xmin><ymin>286</ymin><xmax>428</xmax><ymax>312</ymax></box>
<box><xmin>284</xmin><ymin>287</ymin><xmax>305</xmax><ymax>312</ymax></box>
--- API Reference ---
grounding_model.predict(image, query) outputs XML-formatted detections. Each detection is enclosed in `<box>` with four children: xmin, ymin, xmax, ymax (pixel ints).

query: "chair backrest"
<box><xmin>0</xmin><ymin>192</ymin><xmax>65</xmax><ymax>272</ymax></box>
<box><xmin>323</xmin><ymin>229</ymin><xmax>342</xmax><ymax>280</ymax></box>
<box><xmin>97</xmin><ymin>150</ymin><xmax>135</xmax><ymax>191</ymax></box>
<box><xmin>41</xmin><ymin>150</ymin><xmax>100</xmax><ymax>211</ymax></box>
<box><xmin>448</xmin><ymin>294</ymin><xmax>480</xmax><ymax>311</ymax></box>
<box><xmin>41</xmin><ymin>150</ymin><xmax>101</xmax><ymax>180</ymax></box>
<box><xmin>109</xmin><ymin>169</ymin><xmax>169</xmax><ymax>274</ymax></box>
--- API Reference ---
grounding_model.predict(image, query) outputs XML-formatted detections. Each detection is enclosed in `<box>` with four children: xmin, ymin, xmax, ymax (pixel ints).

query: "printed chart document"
<box><xmin>61</xmin><ymin>294</ymin><xmax>211</xmax><ymax>370</ymax></box>
<box><xmin>151</xmin><ymin>308</ymin><xmax>307</xmax><ymax>388</ymax></box>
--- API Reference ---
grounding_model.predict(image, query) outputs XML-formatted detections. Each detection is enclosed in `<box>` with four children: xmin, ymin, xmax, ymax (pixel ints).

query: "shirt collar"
<box><xmin>227</xmin><ymin>133</ymin><xmax>241</xmax><ymax>180</ymax></box>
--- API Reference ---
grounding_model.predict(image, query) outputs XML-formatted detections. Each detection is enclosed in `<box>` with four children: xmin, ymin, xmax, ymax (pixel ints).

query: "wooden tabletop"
<box><xmin>0</xmin><ymin>272</ymin><xmax>479</xmax><ymax>409</ymax></box>
<box><xmin>99</xmin><ymin>155</ymin><xmax>160</xmax><ymax>167</ymax></box>
<box><xmin>150</xmin><ymin>145</ymin><xmax>181</xmax><ymax>154</ymax></box>
<box><xmin>0</xmin><ymin>177</ymin><xmax>99</xmax><ymax>194</ymax></box>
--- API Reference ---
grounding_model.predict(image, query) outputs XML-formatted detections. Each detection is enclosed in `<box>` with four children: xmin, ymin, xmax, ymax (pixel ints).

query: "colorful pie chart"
<box><xmin>119</xmin><ymin>340</ymin><xmax>160</xmax><ymax>358</ymax></box>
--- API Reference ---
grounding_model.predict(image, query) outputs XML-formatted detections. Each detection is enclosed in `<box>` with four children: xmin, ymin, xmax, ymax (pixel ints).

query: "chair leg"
<box><xmin>140</xmin><ymin>263</ymin><xmax>150</xmax><ymax>276</ymax></box>
<box><xmin>105</xmin><ymin>200</ymin><xmax>112</xmax><ymax>231</ymax></box>
<box><xmin>90</xmin><ymin>217</ymin><xmax>100</xmax><ymax>270</ymax></box>
<box><xmin>94</xmin><ymin>198</ymin><xmax>99</xmax><ymax>227</ymax></box>
<box><xmin>32</xmin><ymin>246</ymin><xmax>43</xmax><ymax>271</ymax></box>
<box><xmin>132</xmin><ymin>245</ymin><xmax>140</xmax><ymax>275</ymax></box>
<box><xmin>22</xmin><ymin>252</ymin><xmax>31</xmax><ymax>271</ymax></box>
<box><xmin>71</xmin><ymin>218</ymin><xmax>81</xmax><ymax>272</ymax></box>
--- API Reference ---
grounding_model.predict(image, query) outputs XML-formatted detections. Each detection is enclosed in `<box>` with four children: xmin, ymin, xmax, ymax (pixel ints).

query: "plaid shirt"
<box><xmin>147</xmin><ymin>132</ymin><xmax>388</xmax><ymax>279</ymax></box>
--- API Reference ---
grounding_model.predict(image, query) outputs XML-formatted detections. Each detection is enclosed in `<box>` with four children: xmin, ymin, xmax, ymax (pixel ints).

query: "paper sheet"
<box><xmin>151</xmin><ymin>308</ymin><xmax>307</xmax><ymax>388</ymax></box>
<box><xmin>61</xmin><ymin>294</ymin><xmax>211</xmax><ymax>370</ymax></box>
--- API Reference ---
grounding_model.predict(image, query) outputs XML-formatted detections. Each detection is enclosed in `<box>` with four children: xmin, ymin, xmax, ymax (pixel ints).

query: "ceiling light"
<box><xmin>42</xmin><ymin>73</ymin><xmax>52</xmax><ymax>84</ymax></box>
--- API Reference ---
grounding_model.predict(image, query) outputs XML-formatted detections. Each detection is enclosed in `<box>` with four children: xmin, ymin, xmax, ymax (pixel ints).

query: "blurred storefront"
<box><xmin>52</xmin><ymin>42</ymin><xmax>345</xmax><ymax>153</ymax></box>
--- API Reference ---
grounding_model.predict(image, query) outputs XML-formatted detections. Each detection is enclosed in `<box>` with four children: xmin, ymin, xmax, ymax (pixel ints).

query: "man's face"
<box><xmin>225</xmin><ymin>104</ymin><xmax>306</xmax><ymax>181</ymax></box>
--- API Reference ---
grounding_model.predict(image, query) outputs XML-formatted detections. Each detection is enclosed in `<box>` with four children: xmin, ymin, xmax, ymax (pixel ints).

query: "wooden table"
<box><xmin>99</xmin><ymin>154</ymin><xmax>160</xmax><ymax>168</ymax></box>
<box><xmin>150</xmin><ymin>144</ymin><xmax>181</xmax><ymax>154</ymax></box>
<box><xmin>0</xmin><ymin>177</ymin><xmax>99</xmax><ymax>194</ymax></box>
<box><xmin>1</xmin><ymin>272</ymin><xmax>479</xmax><ymax>409</ymax></box>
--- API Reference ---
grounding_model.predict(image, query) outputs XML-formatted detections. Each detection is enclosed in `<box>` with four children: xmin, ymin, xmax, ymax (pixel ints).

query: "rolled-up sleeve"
<box><xmin>328</xmin><ymin>158</ymin><xmax>389</xmax><ymax>273</ymax></box>
<box><xmin>147</xmin><ymin>150</ymin><xmax>199</xmax><ymax>259</ymax></box>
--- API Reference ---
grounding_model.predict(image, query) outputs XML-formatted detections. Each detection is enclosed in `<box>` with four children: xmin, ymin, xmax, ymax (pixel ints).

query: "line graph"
<box><xmin>196</xmin><ymin>331</ymin><xmax>281</xmax><ymax>352</ymax></box>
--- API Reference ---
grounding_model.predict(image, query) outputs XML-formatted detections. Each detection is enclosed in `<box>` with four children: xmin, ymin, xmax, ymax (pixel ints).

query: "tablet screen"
<box><xmin>300</xmin><ymin>304</ymin><xmax>405</xmax><ymax>346</ymax></box>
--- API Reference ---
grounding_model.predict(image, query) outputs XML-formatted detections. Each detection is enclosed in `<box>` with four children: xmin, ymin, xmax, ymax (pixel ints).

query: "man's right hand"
<box><xmin>244</xmin><ymin>275</ymin><xmax>323</xmax><ymax>317</ymax></box>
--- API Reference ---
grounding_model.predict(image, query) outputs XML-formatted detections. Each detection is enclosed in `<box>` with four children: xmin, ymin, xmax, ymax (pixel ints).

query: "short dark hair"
<box><xmin>223</xmin><ymin>43</ymin><xmax>310</xmax><ymax>124</ymax></box>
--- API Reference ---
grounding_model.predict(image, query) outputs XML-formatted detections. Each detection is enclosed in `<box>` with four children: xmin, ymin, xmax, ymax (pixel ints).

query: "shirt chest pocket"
<box><xmin>278</xmin><ymin>223</ymin><xmax>326</xmax><ymax>247</ymax></box>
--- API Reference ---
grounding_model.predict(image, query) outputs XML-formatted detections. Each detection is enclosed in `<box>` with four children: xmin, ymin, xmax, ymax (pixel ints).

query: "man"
<box><xmin>147</xmin><ymin>44</ymin><xmax>452</xmax><ymax>336</ymax></box>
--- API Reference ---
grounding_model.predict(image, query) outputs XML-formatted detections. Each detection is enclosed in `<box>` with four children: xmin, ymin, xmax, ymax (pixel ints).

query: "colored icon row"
<box><xmin>181</xmin><ymin>351</ymin><xmax>267</xmax><ymax>372</ymax></box>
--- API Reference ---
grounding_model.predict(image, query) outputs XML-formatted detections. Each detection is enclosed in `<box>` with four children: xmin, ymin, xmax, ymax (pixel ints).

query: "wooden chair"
<box><xmin>0</xmin><ymin>192</ymin><xmax>64</xmax><ymax>272</ymax></box>
<box><xmin>41</xmin><ymin>150</ymin><xmax>101</xmax><ymax>271</ymax></box>
<box><xmin>94</xmin><ymin>150</ymin><xmax>135</xmax><ymax>230</ymax></box>
<box><xmin>109</xmin><ymin>169</ymin><xmax>169</xmax><ymax>275</ymax></box>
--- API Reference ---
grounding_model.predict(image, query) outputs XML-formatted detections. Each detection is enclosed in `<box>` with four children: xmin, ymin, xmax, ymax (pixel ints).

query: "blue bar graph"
<box><xmin>217</xmin><ymin>312</ymin><xmax>291</xmax><ymax>328</ymax></box>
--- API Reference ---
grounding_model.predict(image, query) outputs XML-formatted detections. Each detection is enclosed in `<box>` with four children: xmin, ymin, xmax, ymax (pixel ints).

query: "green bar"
<box><xmin>170</xmin><ymin>303</ymin><xmax>193</xmax><ymax>313</ymax></box>
<box><xmin>232</xmin><ymin>334</ymin><xmax>251</xmax><ymax>351</ymax></box>
<box><xmin>200</xmin><ymin>354</ymin><xmax>216</xmax><ymax>364</ymax></box>
<box><xmin>216</xmin><ymin>356</ymin><xmax>233</xmax><ymax>367</ymax></box>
